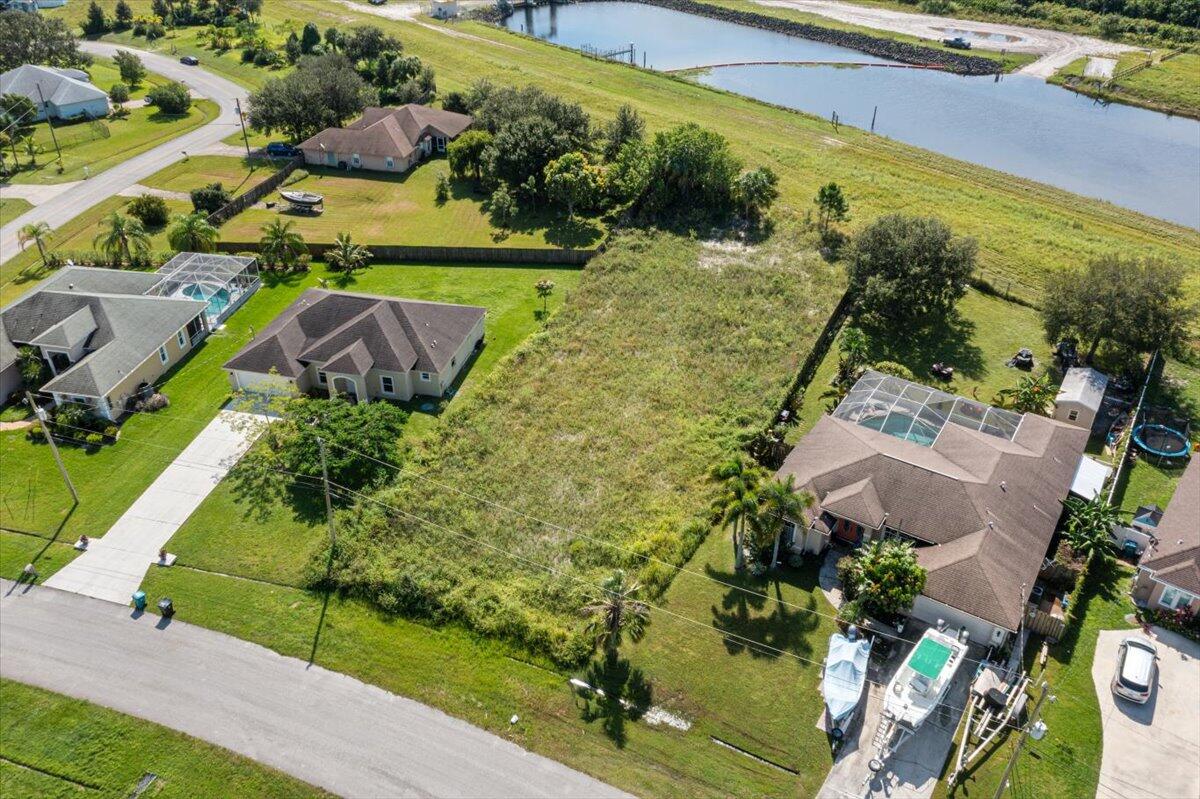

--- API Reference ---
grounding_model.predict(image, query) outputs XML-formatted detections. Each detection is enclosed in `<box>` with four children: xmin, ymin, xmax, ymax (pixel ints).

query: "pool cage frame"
<box><xmin>834</xmin><ymin>370</ymin><xmax>1024</xmax><ymax>447</ymax></box>
<box><xmin>147</xmin><ymin>252</ymin><xmax>261</xmax><ymax>327</ymax></box>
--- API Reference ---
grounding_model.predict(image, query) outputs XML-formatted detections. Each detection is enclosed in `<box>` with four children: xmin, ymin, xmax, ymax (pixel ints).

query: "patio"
<box><xmin>147</xmin><ymin>252</ymin><xmax>261</xmax><ymax>328</ymax></box>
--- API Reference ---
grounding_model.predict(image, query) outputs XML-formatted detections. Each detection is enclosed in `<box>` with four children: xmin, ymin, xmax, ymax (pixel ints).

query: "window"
<box><xmin>1160</xmin><ymin>585</ymin><xmax>1195</xmax><ymax>610</ymax></box>
<box><xmin>351</xmin><ymin>153</ymin><xmax>361</xmax><ymax>167</ymax></box>
<box><xmin>381</xmin><ymin>375</ymin><xmax>395</xmax><ymax>395</ymax></box>
<box><xmin>317</xmin><ymin>371</ymin><xmax>328</xmax><ymax>385</ymax></box>
<box><xmin>177</xmin><ymin>329</ymin><xmax>187</xmax><ymax>349</ymax></box>
<box><xmin>385</xmin><ymin>156</ymin><xmax>394</xmax><ymax>169</ymax></box>
<box><xmin>1067</xmin><ymin>409</ymin><xmax>1079</xmax><ymax>421</ymax></box>
<box><xmin>158</xmin><ymin>346</ymin><xmax>169</xmax><ymax>365</ymax></box>
<box><xmin>437</xmin><ymin>136</ymin><xmax>447</xmax><ymax>152</ymax></box>
<box><xmin>420</xmin><ymin>372</ymin><xmax>430</xmax><ymax>381</ymax></box>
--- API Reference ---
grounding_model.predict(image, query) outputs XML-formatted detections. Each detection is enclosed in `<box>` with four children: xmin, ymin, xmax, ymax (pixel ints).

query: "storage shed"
<box><xmin>1054</xmin><ymin>367</ymin><xmax>1108</xmax><ymax>430</ymax></box>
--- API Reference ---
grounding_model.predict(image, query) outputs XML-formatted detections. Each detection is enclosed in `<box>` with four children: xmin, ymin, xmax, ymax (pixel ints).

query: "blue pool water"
<box><xmin>183</xmin><ymin>284</ymin><xmax>232</xmax><ymax>317</ymax></box>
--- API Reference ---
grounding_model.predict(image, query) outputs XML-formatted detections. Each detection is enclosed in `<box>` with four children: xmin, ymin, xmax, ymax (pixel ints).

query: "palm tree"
<box><xmin>259</xmin><ymin>218</ymin><xmax>306</xmax><ymax>269</ymax></box>
<box><xmin>93</xmin><ymin>211</ymin><xmax>150</xmax><ymax>266</ymax></box>
<box><xmin>580</xmin><ymin>570</ymin><xmax>649</xmax><ymax>655</ymax></box>
<box><xmin>17</xmin><ymin>221</ymin><xmax>52</xmax><ymax>263</ymax></box>
<box><xmin>21</xmin><ymin>135</ymin><xmax>39</xmax><ymax>167</ymax></box>
<box><xmin>1063</xmin><ymin>495</ymin><xmax>1120</xmax><ymax>563</ymax></box>
<box><xmin>755</xmin><ymin>475</ymin><xmax>815</xmax><ymax>570</ymax></box>
<box><xmin>168</xmin><ymin>212</ymin><xmax>220</xmax><ymax>252</ymax></box>
<box><xmin>326</xmin><ymin>231</ymin><xmax>372</xmax><ymax>273</ymax></box>
<box><xmin>711</xmin><ymin>456</ymin><xmax>765</xmax><ymax>571</ymax></box>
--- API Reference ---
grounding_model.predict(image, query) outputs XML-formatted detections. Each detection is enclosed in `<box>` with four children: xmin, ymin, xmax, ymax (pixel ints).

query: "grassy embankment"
<box><xmin>1051</xmin><ymin>51</ymin><xmax>1200</xmax><ymax>119</ymax></box>
<box><xmin>0</xmin><ymin>680</ymin><xmax>328</xmax><ymax>798</ymax></box>
<box><xmin>0</xmin><ymin>199</ymin><xmax>33</xmax><ymax>227</ymax></box>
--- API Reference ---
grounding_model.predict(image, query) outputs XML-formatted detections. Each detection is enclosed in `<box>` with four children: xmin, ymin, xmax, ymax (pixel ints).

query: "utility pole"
<box><xmin>34</xmin><ymin>85</ymin><xmax>63</xmax><ymax>165</ymax></box>
<box><xmin>992</xmin><ymin>680</ymin><xmax>1052</xmax><ymax>799</ymax></box>
<box><xmin>27</xmin><ymin>392</ymin><xmax>77</xmax><ymax>505</ymax></box>
<box><xmin>235</xmin><ymin>97</ymin><xmax>251</xmax><ymax>159</ymax></box>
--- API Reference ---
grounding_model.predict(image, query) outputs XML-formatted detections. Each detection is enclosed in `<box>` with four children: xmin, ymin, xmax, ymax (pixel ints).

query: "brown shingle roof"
<box><xmin>223</xmin><ymin>289</ymin><xmax>484</xmax><ymax>381</ymax></box>
<box><xmin>1139</xmin><ymin>457</ymin><xmax>1200</xmax><ymax>595</ymax></box>
<box><xmin>777</xmin><ymin>408</ymin><xmax>1088</xmax><ymax>631</ymax></box>
<box><xmin>297</xmin><ymin>105</ymin><xmax>473</xmax><ymax>160</ymax></box>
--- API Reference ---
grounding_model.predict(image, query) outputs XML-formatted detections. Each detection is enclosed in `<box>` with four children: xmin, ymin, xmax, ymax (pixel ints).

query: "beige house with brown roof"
<box><xmin>1132</xmin><ymin>457</ymin><xmax>1200</xmax><ymax>617</ymax></box>
<box><xmin>298</xmin><ymin>105</ymin><xmax>473</xmax><ymax>173</ymax></box>
<box><xmin>775</xmin><ymin>371</ymin><xmax>1090</xmax><ymax>646</ymax></box>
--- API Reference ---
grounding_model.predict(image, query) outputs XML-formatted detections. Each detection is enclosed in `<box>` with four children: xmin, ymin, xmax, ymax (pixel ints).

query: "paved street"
<box><xmin>44</xmin><ymin>411</ymin><xmax>263</xmax><ymax>604</ymax></box>
<box><xmin>1092</xmin><ymin>627</ymin><xmax>1200</xmax><ymax>799</ymax></box>
<box><xmin>0</xmin><ymin>42</ymin><xmax>246</xmax><ymax>267</ymax></box>
<box><xmin>0</xmin><ymin>581</ymin><xmax>630</xmax><ymax>799</ymax></box>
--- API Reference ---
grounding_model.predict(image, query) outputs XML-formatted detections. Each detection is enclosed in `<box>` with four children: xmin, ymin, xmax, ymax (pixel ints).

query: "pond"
<box><xmin>504</xmin><ymin>2</ymin><xmax>1200</xmax><ymax>228</ymax></box>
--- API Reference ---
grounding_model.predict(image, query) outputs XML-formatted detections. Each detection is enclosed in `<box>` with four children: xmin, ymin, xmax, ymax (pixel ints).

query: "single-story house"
<box><xmin>1053</xmin><ymin>366</ymin><xmax>1108</xmax><ymax>430</ymax></box>
<box><xmin>297</xmin><ymin>105</ymin><xmax>473</xmax><ymax>174</ymax></box>
<box><xmin>223</xmin><ymin>289</ymin><xmax>485</xmax><ymax>403</ymax></box>
<box><xmin>0</xmin><ymin>255</ymin><xmax>259</xmax><ymax>419</ymax></box>
<box><xmin>1132</xmin><ymin>457</ymin><xmax>1199</xmax><ymax>617</ymax></box>
<box><xmin>0</xmin><ymin>64</ymin><xmax>109</xmax><ymax>121</ymax></box>
<box><xmin>429</xmin><ymin>0</ymin><xmax>459</xmax><ymax>19</ymax></box>
<box><xmin>775</xmin><ymin>370</ymin><xmax>1090</xmax><ymax>647</ymax></box>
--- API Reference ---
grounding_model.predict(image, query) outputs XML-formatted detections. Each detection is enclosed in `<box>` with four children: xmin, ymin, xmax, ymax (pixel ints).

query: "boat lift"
<box><xmin>947</xmin><ymin>663</ymin><xmax>1030</xmax><ymax>786</ymax></box>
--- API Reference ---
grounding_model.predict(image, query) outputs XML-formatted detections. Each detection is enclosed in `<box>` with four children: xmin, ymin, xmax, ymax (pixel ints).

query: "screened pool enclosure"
<box><xmin>834</xmin><ymin>370</ymin><xmax>1023</xmax><ymax>447</ymax></box>
<box><xmin>147</xmin><ymin>252</ymin><xmax>260</xmax><ymax>327</ymax></box>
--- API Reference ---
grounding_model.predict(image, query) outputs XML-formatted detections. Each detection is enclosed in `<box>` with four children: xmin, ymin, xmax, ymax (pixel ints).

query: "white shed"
<box><xmin>429</xmin><ymin>0</ymin><xmax>459</xmax><ymax>19</ymax></box>
<box><xmin>1054</xmin><ymin>367</ymin><xmax>1108</xmax><ymax>430</ymax></box>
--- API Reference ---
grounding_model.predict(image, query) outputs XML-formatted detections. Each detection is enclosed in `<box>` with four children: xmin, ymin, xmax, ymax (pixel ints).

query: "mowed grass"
<box><xmin>0</xmin><ymin>531</ymin><xmax>81</xmax><ymax>583</ymax></box>
<box><xmin>0</xmin><ymin>198</ymin><xmax>32</xmax><ymax>227</ymax></box>
<box><xmin>0</xmin><ymin>261</ymin><xmax>575</xmax><ymax>551</ymax></box>
<box><xmin>938</xmin><ymin>560</ymin><xmax>1136</xmax><ymax>799</ymax></box>
<box><xmin>0</xmin><ymin>680</ymin><xmax>328</xmax><ymax>799</ymax></box>
<box><xmin>163</xmin><ymin>262</ymin><xmax>580</xmax><ymax>586</ymax></box>
<box><xmin>221</xmin><ymin>163</ymin><xmax>606</xmax><ymax>249</ymax></box>
<box><xmin>141</xmin><ymin>154</ymin><xmax>277</xmax><ymax>197</ymax></box>
<box><xmin>10</xmin><ymin>100</ymin><xmax>219</xmax><ymax>186</ymax></box>
<box><xmin>1052</xmin><ymin>51</ymin><xmax>1200</xmax><ymax>119</ymax></box>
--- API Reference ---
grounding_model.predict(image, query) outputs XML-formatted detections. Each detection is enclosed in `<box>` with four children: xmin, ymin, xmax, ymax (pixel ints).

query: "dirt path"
<box><xmin>756</xmin><ymin>0</ymin><xmax>1137</xmax><ymax>77</ymax></box>
<box><xmin>333</xmin><ymin>0</ymin><xmax>520</xmax><ymax>49</ymax></box>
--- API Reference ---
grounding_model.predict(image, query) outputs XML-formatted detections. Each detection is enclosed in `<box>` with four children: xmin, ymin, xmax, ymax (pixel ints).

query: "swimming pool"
<box><xmin>182</xmin><ymin>283</ymin><xmax>232</xmax><ymax>318</ymax></box>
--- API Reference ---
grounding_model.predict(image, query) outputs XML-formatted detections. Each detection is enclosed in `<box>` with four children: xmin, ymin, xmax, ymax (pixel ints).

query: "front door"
<box><xmin>833</xmin><ymin>518</ymin><xmax>861</xmax><ymax>545</ymax></box>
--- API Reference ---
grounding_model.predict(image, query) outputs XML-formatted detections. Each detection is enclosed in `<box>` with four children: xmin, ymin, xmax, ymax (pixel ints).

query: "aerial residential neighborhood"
<box><xmin>0</xmin><ymin>1</ymin><xmax>1196</xmax><ymax>798</ymax></box>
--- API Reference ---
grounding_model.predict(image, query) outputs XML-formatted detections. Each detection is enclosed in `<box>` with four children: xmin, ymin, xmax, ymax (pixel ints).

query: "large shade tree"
<box><xmin>0</xmin><ymin>10</ymin><xmax>88</xmax><ymax>72</ymax></box>
<box><xmin>248</xmin><ymin>53</ymin><xmax>378</xmax><ymax>142</ymax></box>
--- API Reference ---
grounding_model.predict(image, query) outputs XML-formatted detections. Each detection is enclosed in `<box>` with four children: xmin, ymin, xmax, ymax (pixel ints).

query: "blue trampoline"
<box><xmin>1132</xmin><ymin>423</ymin><xmax>1191</xmax><ymax>458</ymax></box>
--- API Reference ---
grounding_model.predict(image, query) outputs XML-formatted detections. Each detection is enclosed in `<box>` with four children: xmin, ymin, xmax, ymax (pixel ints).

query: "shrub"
<box><xmin>190</xmin><ymin>182</ymin><xmax>232</xmax><ymax>214</ymax></box>
<box><xmin>281</xmin><ymin>169</ymin><xmax>308</xmax><ymax>187</ymax></box>
<box><xmin>108</xmin><ymin>81</ymin><xmax>131</xmax><ymax>103</ymax></box>
<box><xmin>28</xmin><ymin>426</ymin><xmax>46</xmax><ymax>443</ymax></box>
<box><xmin>788</xmin><ymin>552</ymin><xmax>805</xmax><ymax>568</ymax></box>
<box><xmin>103</xmin><ymin>425</ymin><xmax>119</xmax><ymax>440</ymax></box>
<box><xmin>870</xmin><ymin>360</ymin><xmax>916</xmax><ymax>380</ymax></box>
<box><xmin>126</xmin><ymin>193</ymin><xmax>169</xmax><ymax>227</ymax></box>
<box><xmin>489</xmin><ymin>186</ymin><xmax>517</xmax><ymax>229</ymax></box>
<box><xmin>135</xmin><ymin>393</ymin><xmax>170</xmax><ymax>412</ymax></box>
<box><xmin>434</xmin><ymin>171</ymin><xmax>450</xmax><ymax>204</ymax></box>
<box><xmin>146</xmin><ymin>82</ymin><xmax>191</xmax><ymax>114</ymax></box>
<box><xmin>85</xmin><ymin>432</ymin><xmax>104</xmax><ymax>447</ymax></box>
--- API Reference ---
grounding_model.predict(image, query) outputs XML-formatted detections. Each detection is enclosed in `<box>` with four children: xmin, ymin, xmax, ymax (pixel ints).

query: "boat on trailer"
<box><xmin>279</xmin><ymin>190</ymin><xmax>324</xmax><ymax>213</ymax></box>
<box><xmin>822</xmin><ymin>625</ymin><xmax>872</xmax><ymax>741</ymax></box>
<box><xmin>877</xmin><ymin>624</ymin><xmax>968</xmax><ymax>757</ymax></box>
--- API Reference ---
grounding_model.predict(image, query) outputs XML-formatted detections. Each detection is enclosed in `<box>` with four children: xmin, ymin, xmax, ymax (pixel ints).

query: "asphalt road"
<box><xmin>0</xmin><ymin>580</ymin><xmax>629</xmax><ymax>799</ymax></box>
<box><xmin>0</xmin><ymin>42</ymin><xmax>246</xmax><ymax>267</ymax></box>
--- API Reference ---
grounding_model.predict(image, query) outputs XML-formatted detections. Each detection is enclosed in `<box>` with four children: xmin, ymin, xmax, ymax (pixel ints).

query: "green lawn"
<box><xmin>0</xmin><ymin>531</ymin><xmax>81</xmax><ymax>584</ymax></box>
<box><xmin>794</xmin><ymin>288</ymin><xmax>1051</xmax><ymax>436</ymax></box>
<box><xmin>1052</xmin><ymin>51</ymin><xmax>1200</xmax><ymax>119</ymax></box>
<box><xmin>9</xmin><ymin>100</ymin><xmax>219</xmax><ymax>186</ymax></box>
<box><xmin>86</xmin><ymin>54</ymin><xmax>174</xmax><ymax>101</ymax></box>
<box><xmin>141</xmin><ymin>154</ymin><xmax>277</xmax><ymax>197</ymax></box>
<box><xmin>0</xmin><ymin>198</ymin><xmax>32</xmax><ymax>227</ymax></box>
<box><xmin>0</xmin><ymin>680</ymin><xmax>327</xmax><ymax>799</ymax></box>
<box><xmin>939</xmin><ymin>560</ymin><xmax>1137</xmax><ymax>799</ymax></box>
<box><xmin>221</xmin><ymin>163</ymin><xmax>606</xmax><ymax>249</ymax></box>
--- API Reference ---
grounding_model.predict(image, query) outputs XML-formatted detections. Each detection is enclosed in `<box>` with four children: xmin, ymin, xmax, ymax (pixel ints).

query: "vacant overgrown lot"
<box><xmin>323</xmin><ymin>230</ymin><xmax>843</xmax><ymax>662</ymax></box>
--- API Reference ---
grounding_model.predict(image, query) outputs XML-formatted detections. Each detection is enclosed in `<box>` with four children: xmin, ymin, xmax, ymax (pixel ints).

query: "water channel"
<box><xmin>504</xmin><ymin>2</ymin><xmax>1200</xmax><ymax>228</ymax></box>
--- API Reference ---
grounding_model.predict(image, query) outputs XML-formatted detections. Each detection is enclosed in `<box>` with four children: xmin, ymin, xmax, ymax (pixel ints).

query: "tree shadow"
<box><xmin>1049</xmin><ymin>558</ymin><xmax>1123</xmax><ymax>666</ymax></box>
<box><xmin>861</xmin><ymin>309</ymin><xmax>986</xmax><ymax>384</ymax></box>
<box><xmin>705</xmin><ymin>563</ymin><xmax>820</xmax><ymax>660</ymax></box>
<box><xmin>576</xmin><ymin>649</ymin><xmax>652</xmax><ymax>748</ymax></box>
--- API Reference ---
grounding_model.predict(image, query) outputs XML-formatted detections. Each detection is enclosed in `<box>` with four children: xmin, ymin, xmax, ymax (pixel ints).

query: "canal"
<box><xmin>504</xmin><ymin>2</ymin><xmax>1200</xmax><ymax>228</ymax></box>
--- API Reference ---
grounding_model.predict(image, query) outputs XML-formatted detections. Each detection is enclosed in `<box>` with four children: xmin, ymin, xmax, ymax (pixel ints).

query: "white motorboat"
<box><xmin>822</xmin><ymin>626</ymin><xmax>872</xmax><ymax>739</ymax></box>
<box><xmin>882</xmin><ymin>625</ymin><xmax>967</xmax><ymax>742</ymax></box>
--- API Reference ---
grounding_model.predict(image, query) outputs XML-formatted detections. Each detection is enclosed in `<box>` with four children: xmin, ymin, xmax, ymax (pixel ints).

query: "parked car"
<box><xmin>1111</xmin><ymin>636</ymin><xmax>1157</xmax><ymax>703</ymax></box>
<box><xmin>265</xmin><ymin>142</ymin><xmax>301</xmax><ymax>158</ymax></box>
<box><xmin>180</xmin><ymin>55</ymin><xmax>200</xmax><ymax>66</ymax></box>
<box><xmin>369</xmin><ymin>0</ymin><xmax>387</xmax><ymax>5</ymax></box>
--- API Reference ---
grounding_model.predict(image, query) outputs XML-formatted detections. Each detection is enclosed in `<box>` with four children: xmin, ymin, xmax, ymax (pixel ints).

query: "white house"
<box><xmin>0</xmin><ymin>64</ymin><xmax>109</xmax><ymax>121</ymax></box>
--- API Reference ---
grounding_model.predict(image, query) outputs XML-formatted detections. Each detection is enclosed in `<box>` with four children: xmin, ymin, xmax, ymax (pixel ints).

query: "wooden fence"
<box><xmin>1025</xmin><ymin>599</ymin><xmax>1068</xmax><ymax>641</ymax></box>
<box><xmin>207</xmin><ymin>156</ymin><xmax>304</xmax><ymax>226</ymax></box>
<box><xmin>214</xmin><ymin>240</ymin><xmax>597</xmax><ymax>266</ymax></box>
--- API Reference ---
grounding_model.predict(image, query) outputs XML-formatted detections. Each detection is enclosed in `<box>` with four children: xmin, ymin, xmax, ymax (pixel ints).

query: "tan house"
<box><xmin>223</xmin><ymin>289</ymin><xmax>485</xmax><ymax>403</ymax></box>
<box><xmin>1132</xmin><ymin>457</ymin><xmax>1200</xmax><ymax>617</ymax></box>
<box><xmin>297</xmin><ymin>105</ymin><xmax>473</xmax><ymax>173</ymax></box>
<box><xmin>775</xmin><ymin>371</ymin><xmax>1089</xmax><ymax>646</ymax></box>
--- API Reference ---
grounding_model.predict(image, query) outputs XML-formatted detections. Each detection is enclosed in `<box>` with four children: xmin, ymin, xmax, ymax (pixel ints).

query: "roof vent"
<box><xmin>1000</xmin><ymin>481</ymin><xmax>1007</xmax><ymax>491</ymax></box>
<box><xmin>987</xmin><ymin>520</ymin><xmax>995</xmax><ymax>529</ymax></box>
<box><xmin>68</xmin><ymin>284</ymin><xmax>75</xmax><ymax>290</ymax></box>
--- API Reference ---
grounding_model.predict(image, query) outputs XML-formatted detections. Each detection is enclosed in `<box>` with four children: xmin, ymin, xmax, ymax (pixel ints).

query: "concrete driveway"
<box><xmin>1092</xmin><ymin>627</ymin><xmax>1200</xmax><ymax>799</ymax></box>
<box><xmin>0</xmin><ymin>42</ymin><xmax>245</xmax><ymax>267</ymax></box>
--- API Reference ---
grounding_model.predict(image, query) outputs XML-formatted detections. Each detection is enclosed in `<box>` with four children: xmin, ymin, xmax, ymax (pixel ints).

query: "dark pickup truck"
<box><xmin>942</xmin><ymin>37</ymin><xmax>972</xmax><ymax>50</ymax></box>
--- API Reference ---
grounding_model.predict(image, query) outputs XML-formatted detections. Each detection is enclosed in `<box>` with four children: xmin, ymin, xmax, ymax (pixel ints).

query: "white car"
<box><xmin>1111</xmin><ymin>636</ymin><xmax>1157</xmax><ymax>704</ymax></box>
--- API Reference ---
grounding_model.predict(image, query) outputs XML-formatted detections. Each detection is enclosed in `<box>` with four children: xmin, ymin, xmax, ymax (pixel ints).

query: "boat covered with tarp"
<box><xmin>822</xmin><ymin>626</ymin><xmax>871</xmax><ymax>738</ymax></box>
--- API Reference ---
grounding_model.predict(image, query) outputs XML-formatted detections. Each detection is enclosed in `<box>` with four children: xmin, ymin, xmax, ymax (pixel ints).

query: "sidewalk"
<box><xmin>44</xmin><ymin>410</ymin><xmax>261</xmax><ymax>604</ymax></box>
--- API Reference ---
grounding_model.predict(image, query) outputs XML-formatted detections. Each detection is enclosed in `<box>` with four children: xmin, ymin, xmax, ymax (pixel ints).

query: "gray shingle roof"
<box><xmin>223</xmin><ymin>289</ymin><xmax>484</xmax><ymax>380</ymax></box>
<box><xmin>1138</xmin><ymin>457</ymin><xmax>1200</xmax><ymax>595</ymax></box>
<box><xmin>777</xmin><ymin>404</ymin><xmax>1089</xmax><ymax>631</ymax></box>
<box><xmin>0</xmin><ymin>64</ymin><xmax>107</xmax><ymax>108</ymax></box>
<box><xmin>1056</xmin><ymin>367</ymin><xmax>1108</xmax><ymax>412</ymax></box>
<box><xmin>298</xmin><ymin>104</ymin><xmax>473</xmax><ymax>160</ymax></box>
<box><xmin>28</xmin><ymin>305</ymin><xmax>96</xmax><ymax>349</ymax></box>
<box><xmin>38</xmin><ymin>265</ymin><xmax>165</xmax><ymax>296</ymax></box>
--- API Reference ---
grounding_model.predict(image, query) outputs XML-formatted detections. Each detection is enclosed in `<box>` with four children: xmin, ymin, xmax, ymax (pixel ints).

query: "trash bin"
<box><xmin>157</xmin><ymin>597</ymin><xmax>175</xmax><ymax>618</ymax></box>
<box><xmin>131</xmin><ymin>590</ymin><xmax>147</xmax><ymax>611</ymax></box>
